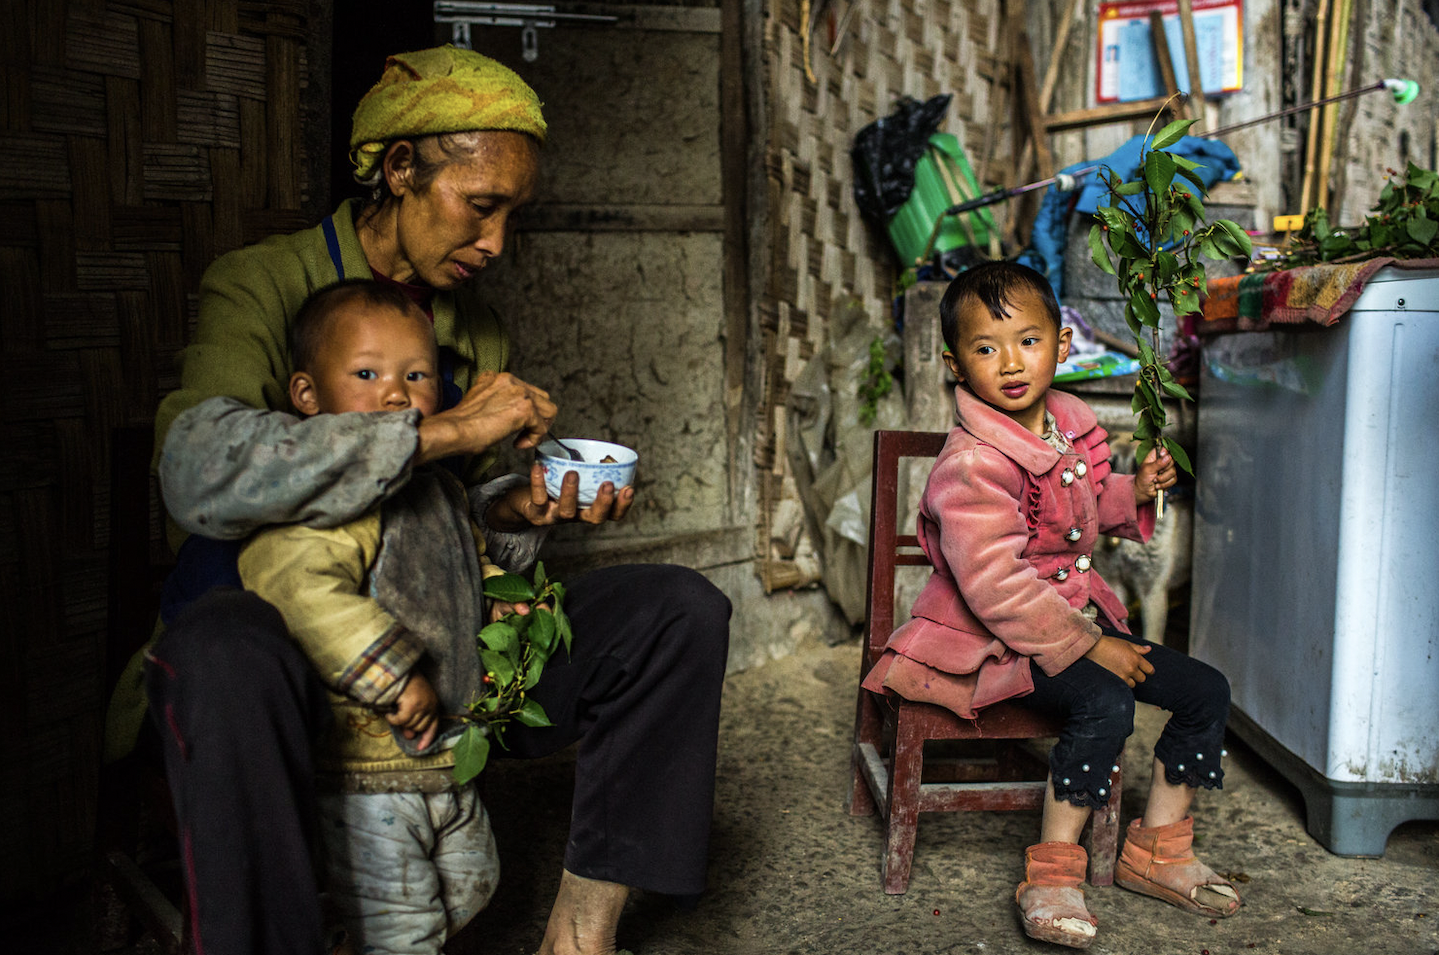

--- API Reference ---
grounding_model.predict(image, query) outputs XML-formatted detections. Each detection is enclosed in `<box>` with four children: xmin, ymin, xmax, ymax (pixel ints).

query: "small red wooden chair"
<box><xmin>848</xmin><ymin>429</ymin><xmax>1121</xmax><ymax>894</ymax></box>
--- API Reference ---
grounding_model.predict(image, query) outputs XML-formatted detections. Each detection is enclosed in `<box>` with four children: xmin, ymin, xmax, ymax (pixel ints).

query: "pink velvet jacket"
<box><xmin>861</xmin><ymin>386</ymin><xmax>1155</xmax><ymax>718</ymax></box>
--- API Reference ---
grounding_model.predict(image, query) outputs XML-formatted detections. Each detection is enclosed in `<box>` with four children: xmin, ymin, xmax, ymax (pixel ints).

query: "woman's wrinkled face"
<box><xmin>388</xmin><ymin>131</ymin><xmax>539</xmax><ymax>289</ymax></box>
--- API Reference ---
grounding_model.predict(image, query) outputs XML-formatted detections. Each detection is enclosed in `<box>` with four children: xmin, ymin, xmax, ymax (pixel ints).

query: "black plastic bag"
<box><xmin>850</xmin><ymin>93</ymin><xmax>952</xmax><ymax>224</ymax></box>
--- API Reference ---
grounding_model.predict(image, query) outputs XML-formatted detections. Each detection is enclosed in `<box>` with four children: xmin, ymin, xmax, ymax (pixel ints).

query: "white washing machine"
<box><xmin>1190</xmin><ymin>266</ymin><xmax>1439</xmax><ymax>856</ymax></box>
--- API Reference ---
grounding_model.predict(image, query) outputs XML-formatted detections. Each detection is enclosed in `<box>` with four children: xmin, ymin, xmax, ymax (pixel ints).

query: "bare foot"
<box><xmin>537</xmin><ymin>869</ymin><xmax>630</xmax><ymax>955</ymax></box>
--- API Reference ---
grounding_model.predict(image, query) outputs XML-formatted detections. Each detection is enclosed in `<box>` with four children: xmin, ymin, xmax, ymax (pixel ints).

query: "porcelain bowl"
<box><xmin>534</xmin><ymin>439</ymin><xmax>638</xmax><ymax>506</ymax></box>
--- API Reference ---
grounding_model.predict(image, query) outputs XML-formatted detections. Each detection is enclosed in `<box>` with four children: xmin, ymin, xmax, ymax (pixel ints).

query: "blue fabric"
<box><xmin>1018</xmin><ymin>135</ymin><xmax>1242</xmax><ymax>302</ymax></box>
<box><xmin>322</xmin><ymin>216</ymin><xmax>345</xmax><ymax>279</ymax></box>
<box><xmin>160</xmin><ymin>535</ymin><xmax>245</xmax><ymax>626</ymax></box>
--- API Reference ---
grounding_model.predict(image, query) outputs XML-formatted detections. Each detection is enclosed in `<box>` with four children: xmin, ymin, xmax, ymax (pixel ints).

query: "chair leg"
<box><xmin>1085</xmin><ymin>764</ymin><xmax>1122</xmax><ymax>887</ymax></box>
<box><xmin>849</xmin><ymin>692</ymin><xmax>882</xmax><ymax>817</ymax></box>
<box><xmin>882</xmin><ymin>720</ymin><xmax>925</xmax><ymax>895</ymax></box>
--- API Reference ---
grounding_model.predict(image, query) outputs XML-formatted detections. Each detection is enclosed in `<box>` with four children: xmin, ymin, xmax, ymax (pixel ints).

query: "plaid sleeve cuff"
<box><xmin>337</xmin><ymin>624</ymin><xmax>424</xmax><ymax>705</ymax></box>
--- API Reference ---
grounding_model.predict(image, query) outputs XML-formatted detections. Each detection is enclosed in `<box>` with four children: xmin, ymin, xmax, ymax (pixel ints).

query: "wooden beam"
<box><xmin>1042</xmin><ymin>97</ymin><xmax>1176</xmax><ymax>134</ymax></box>
<box><xmin>721</xmin><ymin>0</ymin><xmax>750</xmax><ymax>517</ymax></box>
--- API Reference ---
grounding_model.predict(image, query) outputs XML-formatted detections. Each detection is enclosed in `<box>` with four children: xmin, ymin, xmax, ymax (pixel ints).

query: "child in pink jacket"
<box><xmin>862</xmin><ymin>262</ymin><xmax>1240</xmax><ymax>949</ymax></box>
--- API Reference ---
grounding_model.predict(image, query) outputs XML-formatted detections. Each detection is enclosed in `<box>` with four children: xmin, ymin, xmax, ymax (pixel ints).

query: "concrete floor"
<box><xmin>460</xmin><ymin>636</ymin><xmax>1439</xmax><ymax>955</ymax></box>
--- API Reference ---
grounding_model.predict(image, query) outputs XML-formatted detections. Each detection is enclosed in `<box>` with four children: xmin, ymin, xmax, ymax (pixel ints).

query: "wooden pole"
<box><xmin>1175</xmin><ymin>0</ymin><xmax>1207</xmax><ymax>121</ymax></box>
<box><xmin>1300</xmin><ymin>0</ymin><xmax>1332</xmax><ymax>211</ymax></box>
<box><xmin>1316</xmin><ymin>0</ymin><xmax>1352</xmax><ymax>212</ymax></box>
<box><xmin>1013</xmin><ymin>0</ymin><xmax>1084</xmax><ymax>182</ymax></box>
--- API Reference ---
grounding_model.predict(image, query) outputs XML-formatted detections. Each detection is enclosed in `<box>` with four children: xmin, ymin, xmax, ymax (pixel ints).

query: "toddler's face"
<box><xmin>943</xmin><ymin>288</ymin><xmax>1071</xmax><ymax>435</ymax></box>
<box><xmin>291</xmin><ymin>302</ymin><xmax>441</xmax><ymax>418</ymax></box>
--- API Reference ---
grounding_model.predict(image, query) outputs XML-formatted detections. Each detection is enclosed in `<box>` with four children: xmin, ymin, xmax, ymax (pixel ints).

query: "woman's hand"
<box><xmin>1084</xmin><ymin>635</ymin><xmax>1154</xmax><ymax>687</ymax></box>
<box><xmin>486</xmin><ymin>462</ymin><xmax>636</xmax><ymax>532</ymax></box>
<box><xmin>416</xmin><ymin>371</ymin><xmax>557</xmax><ymax>465</ymax></box>
<box><xmin>1134</xmin><ymin>446</ymin><xmax>1178</xmax><ymax>505</ymax></box>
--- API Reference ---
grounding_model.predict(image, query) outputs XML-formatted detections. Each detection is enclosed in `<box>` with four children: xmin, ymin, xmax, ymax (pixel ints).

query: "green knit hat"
<box><xmin>349</xmin><ymin>45</ymin><xmax>547</xmax><ymax>181</ymax></box>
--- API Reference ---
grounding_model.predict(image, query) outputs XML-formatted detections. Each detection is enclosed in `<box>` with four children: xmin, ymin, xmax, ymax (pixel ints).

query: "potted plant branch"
<box><xmin>451</xmin><ymin>564</ymin><xmax>572</xmax><ymax>786</ymax></box>
<box><xmin>1086</xmin><ymin>115</ymin><xmax>1253</xmax><ymax>513</ymax></box>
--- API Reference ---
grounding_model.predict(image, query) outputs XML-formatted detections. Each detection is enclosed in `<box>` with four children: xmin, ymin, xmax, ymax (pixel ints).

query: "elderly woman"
<box><xmin>126</xmin><ymin>47</ymin><xmax>730</xmax><ymax>955</ymax></box>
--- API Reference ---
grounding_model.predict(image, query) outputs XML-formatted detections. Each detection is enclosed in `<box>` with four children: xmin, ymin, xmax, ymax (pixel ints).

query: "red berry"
<box><xmin>933</xmin><ymin>909</ymin><xmax>940</xmax><ymax>916</ymax></box>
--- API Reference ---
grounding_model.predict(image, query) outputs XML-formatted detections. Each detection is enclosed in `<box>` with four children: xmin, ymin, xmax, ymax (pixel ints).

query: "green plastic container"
<box><xmin>886</xmin><ymin>133</ymin><xmax>996</xmax><ymax>266</ymax></box>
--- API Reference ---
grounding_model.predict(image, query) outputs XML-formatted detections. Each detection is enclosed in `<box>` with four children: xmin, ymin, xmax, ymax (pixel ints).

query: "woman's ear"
<box><xmin>382</xmin><ymin>140</ymin><xmax>417</xmax><ymax>196</ymax></box>
<box><xmin>289</xmin><ymin>371</ymin><xmax>322</xmax><ymax>417</ymax></box>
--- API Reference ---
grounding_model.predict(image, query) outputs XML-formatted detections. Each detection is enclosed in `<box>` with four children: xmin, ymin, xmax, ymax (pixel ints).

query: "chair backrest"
<box><xmin>863</xmin><ymin>429</ymin><xmax>949</xmax><ymax>669</ymax></box>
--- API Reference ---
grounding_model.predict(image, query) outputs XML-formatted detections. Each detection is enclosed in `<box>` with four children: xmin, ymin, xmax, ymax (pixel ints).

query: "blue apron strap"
<box><xmin>322</xmin><ymin>216</ymin><xmax>345</xmax><ymax>279</ymax></box>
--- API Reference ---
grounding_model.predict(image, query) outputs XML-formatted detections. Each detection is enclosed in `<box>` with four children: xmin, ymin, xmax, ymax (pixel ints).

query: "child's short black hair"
<box><xmin>290</xmin><ymin>279</ymin><xmax>426</xmax><ymax>372</ymax></box>
<box><xmin>939</xmin><ymin>261</ymin><xmax>1062</xmax><ymax>353</ymax></box>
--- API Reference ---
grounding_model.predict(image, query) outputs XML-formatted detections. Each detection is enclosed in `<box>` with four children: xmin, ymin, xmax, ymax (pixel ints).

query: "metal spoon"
<box><xmin>551</xmin><ymin>439</ymin><xmax>584</xmax><ymax>462</ymax></box>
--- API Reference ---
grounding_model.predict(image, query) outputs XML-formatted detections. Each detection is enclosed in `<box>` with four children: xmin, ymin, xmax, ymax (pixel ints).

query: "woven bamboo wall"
<box><xmin>0</xmin><ymin>0</ymin><xmax>328</xmax><ymax>899</ymax></box>
<box><xmin>754</xmin><ymin>0</ymin><xmax>1015</xmax><ymax>590</ymax></box>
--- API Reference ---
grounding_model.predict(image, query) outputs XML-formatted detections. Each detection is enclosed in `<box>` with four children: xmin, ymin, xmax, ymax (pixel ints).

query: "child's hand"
<box><xmin>1084</xmin><ymin>635</ymin><xmax>1154</xmax><ymax>687</ymax></box>
<box><xmin>489</xmin><ymin>599</ymin><xmax>529</xmax><ymax>623</ymax></box>
<box><xmin>1134</xmin><ymin>446</ymin><xmax>1178</xmax><ymax>505</ymax></box>
<box><xmin>386</xmin><ymin>672</ymin><xmax>439</xmax><ymax>751</ymax></box>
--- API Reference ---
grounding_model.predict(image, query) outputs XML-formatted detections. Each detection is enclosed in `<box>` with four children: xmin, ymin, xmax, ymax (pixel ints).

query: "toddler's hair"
<box><xmin>939</xmin><ymin>261</ymin><xmax>1062</xmax><ymax>354</ymax></box>
<box><xmin>290</xmin><ymin>279</ymin><xmax>426</xmax><ymax>373</ymax></box>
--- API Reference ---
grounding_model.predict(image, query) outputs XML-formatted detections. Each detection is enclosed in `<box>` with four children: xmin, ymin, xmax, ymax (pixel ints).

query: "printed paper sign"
<box><xmin>1096</xmin><ymin>0</ymin><xmax>1243</xmax><ymax>103</ymax></box>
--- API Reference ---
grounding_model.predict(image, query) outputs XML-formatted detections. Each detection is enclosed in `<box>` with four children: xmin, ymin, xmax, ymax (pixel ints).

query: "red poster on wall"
<box><xmin>1096</xmin><ymin>0</ymin><xmax>1244</xmax><ymax>103</ymax></box>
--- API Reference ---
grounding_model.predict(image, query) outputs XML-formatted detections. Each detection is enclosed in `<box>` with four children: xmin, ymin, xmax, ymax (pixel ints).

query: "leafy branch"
<box><xmin>1086</xmin><ymin>115</ymin><xmax>1253</xmax><ymax>475</ymax></box>
<box><xmin>1279</xmin><ymin>162</ymin><xmax>1439</xmax><ymax>266</ymax></box>
<box><xmin>451</xmin><ymin>563</ymin><xmax>572</xmax><ymax>786</ymax></box>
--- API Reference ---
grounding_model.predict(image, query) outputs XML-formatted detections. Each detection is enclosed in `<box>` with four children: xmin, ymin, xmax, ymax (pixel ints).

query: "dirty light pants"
<box><xmin>317</xmin><ymin>788</ymin><xmax>500</xmax><ymax>955</ymax></box>
<box><xmin>144</xmin><ymin>563</ymin><xmax>730</xmax><ymax>955</ymax></box>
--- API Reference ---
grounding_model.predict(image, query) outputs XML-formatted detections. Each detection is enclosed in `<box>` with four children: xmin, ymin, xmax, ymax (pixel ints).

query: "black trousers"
<box><xmin>144</xmin><ymin>563</ymin><xmax>731</xmax><ymax>955</ymax></box>
<box><xmin>1011</xmin><ymin>624</ymin><xmax>1231</xmax><ymax>810</ymax></box>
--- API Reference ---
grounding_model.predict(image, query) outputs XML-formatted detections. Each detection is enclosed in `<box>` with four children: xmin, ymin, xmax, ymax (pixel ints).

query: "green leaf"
<box><xmin>484</xmin><ymin>573</ymin><xmax>537</xmax><ymax>603</ymax></box>
<box><xmin>1161</xmin><ymin>377</ymin><xmax>1194</xmax><ymax>401</ymax></box>
<box><xmin>1406</xmin><ymin>213</ymin><xmax>1438</xmax><ymax>246</ymax></box>
<box><xmin>556</xmin><ymin>606</ymin><xmax>573</xmax><ymax>654</ymax></box>
<box><xmin>1137</xmin><ymin>336</ymin><xmax>1157</xmax><ymax>367</ymax></box>
<box><xmin>532</xmin><ymin>561</ymin><xmax>548</xmax><ymax>591</ymax></box>
<box><xmin>1115</xmin><ymin>181</ymin><xmax>1146</xmax><ymax>196</ymax></box>
<box><xmin>1145</xmin><ymin>151</ymin><xmax>1177</xmax><ymax>200</ymax></box>
<box><xmin>528</xmin><ymin>608</ymin><xmax>558</xmax><ymax>657</ymax></box>
<box><xmin>1123</xmin><ymin>300</ymin><xmax>1144</xmax><ymax>337</ymax></box>
<box><xmin>1130</xmin><ymin>288</ymin><xmax>1161</xmax><ymax>328</ymax></box>
<box><xmin>1088</xmin><ymin>224</ymin><xmax>1116</xmax><ymax>275</ymax></box>
<box><xmin>478</xmin><ymin>621</ymin><xmax>518</xmax><ymax>655</ymax></box>
<box><xmin>1151</xmin><ymin>118</ymin><xmax>1197</xmax><ymax>150</ymax></box>
<box><xmin>1162</xmin><ymin>436</ymin><xmax>1194</xmax><ymax>475</ymax></box>
<box><xmin>515</xmin><ymin>698</ymin><xmax>553</xmax><ymax>728</ymax></box>
<box><xmin>1217</xmin><ymin>219</ymin><xmax>1254</xmax><ymax>256</ymax></box>
<box><xmin>522</xmin><ymin>656</ymin><xmax>545</xmax><ymax>690</ymax></box>
<box><xmin>452</xmin><ymin>725</ymin><xmax>492</xmax><ymax>786</ymax></box>
<box><xmin>480</xmin><ymin>649</ymin><xmax>516</xmax><ymax>686</ymax></box>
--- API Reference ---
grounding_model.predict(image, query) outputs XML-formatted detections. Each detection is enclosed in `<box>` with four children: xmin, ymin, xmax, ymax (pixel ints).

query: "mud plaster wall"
<box><xmin>1034</xmin><ymin>0</ymin><xmax>1438</xmax><ymax>230</ymax></box>
<box><xmin>461</xmin><ymin>16</ymin><xmax>847</xmax><ymax>670</ymax></box>
<box><xmin>465</xmin><ymin>28</ymin><xmax>728</xmax><ymax>543</ymax></box>
<box><xmin>756</xmin><ymin>0</ymin><xmax>1016</xmax><ymax>593</ymax></box>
